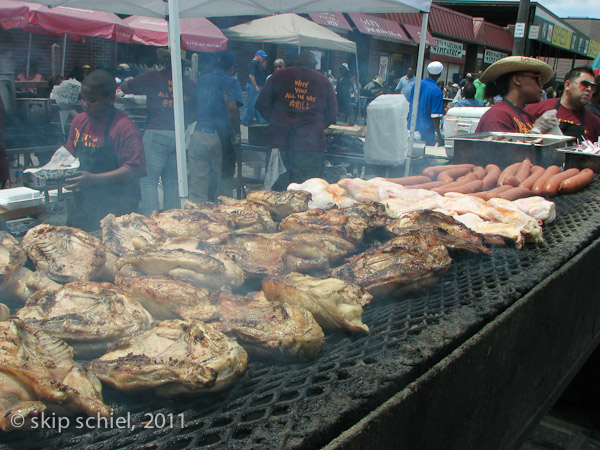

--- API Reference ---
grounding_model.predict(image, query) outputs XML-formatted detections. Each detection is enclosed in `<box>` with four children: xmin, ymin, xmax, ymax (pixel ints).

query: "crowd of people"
<box><xmin>1</xmin><ymin>48</ymin><xmax>599</xmax><ymax>232</ymax></box>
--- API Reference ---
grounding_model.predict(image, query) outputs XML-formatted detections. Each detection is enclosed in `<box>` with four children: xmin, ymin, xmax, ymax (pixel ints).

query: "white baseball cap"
<box><xmin>427</xmin><ymin>61</ymin><xmax>444</xmax><ymax>75</ymax></box>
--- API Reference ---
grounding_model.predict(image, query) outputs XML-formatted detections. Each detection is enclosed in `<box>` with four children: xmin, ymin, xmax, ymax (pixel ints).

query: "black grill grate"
<box><xmin>3</xmin><ymin>180</ymin><xmax>600</xmax><ymax>450</ymax></box>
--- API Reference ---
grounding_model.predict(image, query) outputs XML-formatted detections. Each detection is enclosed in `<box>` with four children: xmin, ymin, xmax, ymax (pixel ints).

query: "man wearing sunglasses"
<box><xmin>525</xmin><ymin>67</ymin><xmax>600</xmax><ymax>142</ymax></box>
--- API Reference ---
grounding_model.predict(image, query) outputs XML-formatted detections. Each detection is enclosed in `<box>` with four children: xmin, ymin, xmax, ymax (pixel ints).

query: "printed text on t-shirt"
<box><xmin>284</xmin><ymin>80</ymin><xmax>317</xmax><ymax>110</ymax></box>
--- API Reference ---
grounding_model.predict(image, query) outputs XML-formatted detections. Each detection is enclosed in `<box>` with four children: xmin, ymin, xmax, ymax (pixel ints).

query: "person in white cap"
<box><xmin>407</xmin><ymin>61</ymin><xmax>445</xmax><ymax>146</ymax></box>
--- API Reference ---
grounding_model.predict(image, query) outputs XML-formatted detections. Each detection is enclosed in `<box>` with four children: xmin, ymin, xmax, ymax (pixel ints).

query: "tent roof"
<box><xmin>19</xmin><ymin>0</ymin><xmax>432</xmax><ymax>18</ymax></box>
<box><xmin>224</xmin><ymin>13</ymin><xmax>356</xmax><ymax>53</ymax></box>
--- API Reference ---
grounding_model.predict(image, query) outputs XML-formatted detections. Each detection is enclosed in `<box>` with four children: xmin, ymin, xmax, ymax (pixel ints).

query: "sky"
<box><xmin>524</xmin><ymin>0</ymin><xmax>600</xmax><ymax>19</ymax></box>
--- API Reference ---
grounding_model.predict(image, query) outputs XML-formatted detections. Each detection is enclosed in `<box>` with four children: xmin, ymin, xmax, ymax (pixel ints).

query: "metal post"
<box><xmin>167</xmin><ymin>0</ymin><xmax>189</xmax><ymax>204</ymax></box>
<box><xmin>404</xmin><ymin>12</ymin><xmax>429</xmax><ymax>177</ymax></box>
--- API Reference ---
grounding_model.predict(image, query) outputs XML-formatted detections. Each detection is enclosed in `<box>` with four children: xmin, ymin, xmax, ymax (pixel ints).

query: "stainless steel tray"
<box><xmin>558</xmin><ymin>148</ymin><xmax>600</xmax><ymax>173</ymax></box>
<box><xmin>446</xmin><ymin>132</ymin><xmax>575</xmax><ymax>168</ymax></box>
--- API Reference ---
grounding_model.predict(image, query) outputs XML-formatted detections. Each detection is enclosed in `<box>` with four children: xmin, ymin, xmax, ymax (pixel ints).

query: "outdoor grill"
<box><xmin>2</xmin><ymin>180</ymin><xmax>600</xmax><ymax>450</ymax></box>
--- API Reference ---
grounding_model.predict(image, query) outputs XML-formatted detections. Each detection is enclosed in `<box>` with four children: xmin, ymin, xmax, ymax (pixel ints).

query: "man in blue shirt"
<box><xmin>395</xmin><ymin>67</ymin><xmax>416</xmax><ymax>99</ymax></box>
<box><xmin>242</xmin><ymin>49</ymin><xmax>268</xmax><ymax>125</ymax></box>
<box><xmin>408</xmin><ymin>61</ymin><xmax>445</xmax><ymax>146</ymax></box>
<box><xmin>188</xmin><ymin>50</ymin><xmax>243</xmax><ymax>202</ymax></box>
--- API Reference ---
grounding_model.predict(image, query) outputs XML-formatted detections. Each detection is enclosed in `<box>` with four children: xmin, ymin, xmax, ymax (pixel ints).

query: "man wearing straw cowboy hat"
<box><xmin>475</xmin><ymin>56</ymin><xmax>558</xmax><ymax>134</ymax></box>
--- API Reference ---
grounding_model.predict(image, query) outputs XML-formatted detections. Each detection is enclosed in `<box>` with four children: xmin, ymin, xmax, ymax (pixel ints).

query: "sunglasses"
<box><xmin>519</xmin><ymin>72</ymin><xmax>543</xmax><ymax>86</ymax></box>
<box><xmin>577</xmin><ymin>79</ymin><xmax>596</xmax><ymax>90</ymax></box>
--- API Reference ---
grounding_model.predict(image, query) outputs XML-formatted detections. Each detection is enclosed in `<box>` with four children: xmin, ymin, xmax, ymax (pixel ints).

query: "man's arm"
<box><xmin>65</xmin><ymin>166</ymin><xmax>135</xmax><ymax>190</ymax></box>
<box><xmin>249</xmin><ymin>74</ymin><xmax>260</xmax><ymax>93</ymax></box>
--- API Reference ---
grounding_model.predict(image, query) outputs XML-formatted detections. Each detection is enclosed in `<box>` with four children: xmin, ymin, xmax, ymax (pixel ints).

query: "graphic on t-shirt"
<box><xmin>285</xmin><ymin>79</ymin><xmax>318</xmax><ymax>110</ymax></box>
<box><xmin>512</xmin><ymin>117</ymin><xmax>532</xmax><ymax>134</ymax></box>
<box><xmin>158</xmin><ymin>80</ymin><xmax>189</xmax><ymax>108</ymax></box>
<box><xmin>73</xmin><ymin>127</ymin><xmax>102</xmax><ymax>149</ymax></box>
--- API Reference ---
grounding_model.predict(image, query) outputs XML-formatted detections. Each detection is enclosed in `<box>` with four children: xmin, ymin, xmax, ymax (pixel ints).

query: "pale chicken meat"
<box><xmin>22</xmin><ymin>224</ymin><xmax>106</xmax><ymax>283</ymax></box>
<box><xmin>115</xmin><ymin>275</ymin><xmax>218</xmax><ymax>321</ymax></box>
<box><xmin>279</xmin><ymin>208</ymin><xmax>369</xmax><ymax>244</ymax></box>
<box><xmin>116</xmin><ymin>248</ymin><xmax>244</xmax><ymax>289</ymax></box>
<box><xmin>0</xmin><ymin>320</ymin><xmax>111</xmax><ymax>431</ymax></box>
<box><xmin>337</xmin><ymin>177</ymin><xmax>381</xmax><ymax>203</ymax></box>
<box><xmin>3</xmin><ymin>267</ymin><xmax>62</xmax><ymax>303</ymax></box>
<box><xmin>332</xmin><ymin>232</ymin><xmax>453</xmax><ymax>297</ymax></box>
<box><xmin>101</xmin><ymin>212</ymin><xmax>167</xmax><ymax>256</ymax></box>
<box><xmin>0</xmin><ymin>303</ymin><xmax>9</xmax><ymax>321</ymax></box>
<box><xmin>246</xmin><ymin>189</ymin><xmax>311</xmax><ymax>220</ymax></box>
<box><xmin>0</xmin><ymin>231</ymin><xmax>27</xmax><ymax>291</ymax></box>
<box><xmin>15</xmin><ymin>282</ymin><xmax>154</xmax><ymax>357</ymax></box>
<box><xmin>257</xmin><ymin>231</ymin><xmax>356</xmax><ymax>266</ymax></box>
<box><xmin>150</xmin><ymin>209</ymin><xmax>233</xmax><ymax>243</ymax></box>
<box><xmin>453</xmin><ymin>213</ymin><xmax>522</xmax><ymax>248</ymax></box>
<box><xmin>386</xmin><ymin>210</ymin><xmax>491</xmax><ymax>255</ymax></box>
<box><xmin>186</xmin><ymin>198</ymin><xmax>277</xmax><ymax>234</ymax></box>
<box><xmin>288</xmin><ymin>178</ymin><xmax>351</xmax><ymax>209</ymax></box>
<box><xmin>212</xmin><ymin>291</ymin><xmax>324</xmax><ymax>360</ymax></box>
<box><xmin>262</xmin><ymin>272</ymin><xmax>373</xmax><ymax>333</ymax></box>
<box><xmin>89</xmin><ymin>320</ymin><xmax>248</xmax><ymax>397</ymax></box>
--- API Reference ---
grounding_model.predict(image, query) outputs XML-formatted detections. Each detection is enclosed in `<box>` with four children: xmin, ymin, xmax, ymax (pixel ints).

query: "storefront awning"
<box><xmin>308</xmin><ymin>12</ymin><xmax>352</xmax><ymax>31</ymax></box>
<box><xmin>402</xmin><ymin>23</ymin><xmax>437</xmax><ymax>46</ymax></box>
<box><xmin>348</xmin><ymin>13</ymin><xmax>411</xmax><ymax>43</ymax></box>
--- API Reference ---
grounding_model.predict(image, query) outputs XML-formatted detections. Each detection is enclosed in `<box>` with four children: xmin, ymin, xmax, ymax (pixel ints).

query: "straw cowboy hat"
<box><xmin>373</xmin><ymin>76</ymin><xmax>384</xmax><ymax>86</ymax></box>
<box><xmin>480</xmin><ymin>56</ymin><xmax>554</xmax><ymax>85</ymax></box>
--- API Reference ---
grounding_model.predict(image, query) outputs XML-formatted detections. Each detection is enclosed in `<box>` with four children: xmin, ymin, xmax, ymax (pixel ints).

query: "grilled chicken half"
<box><xmin>101</xmin><ymin>212</ymin><xmax>167</xmax><ymax>257</ymax></box>
<box><xmin>15</xmin><ymin>282</ymin><xmax>154</xmax><ymax>358</ymax></box>
<box><xmin>245</xmin><ymin>189</ymin><xmax>312</xmax><ymax>220</ymax></box>
<box><xmin>279</xmin><ymin>208</ymin><xmax>369</xmax><ymax>244</ymax></box>
<box><xmin>2</xmin><ymin>267</ymin><xmax>62</xmax><ymax>303</ymax></box>
<box><xmin>0</xmin><ymin>320</ymin><xmax>111</xmax><ymax>431</ymax></box>
<box><xmin>0</xmin><ymin>231</ymin><xmax>27</xmax><ymax>291</ymax></box>
<box><xmin>150</xmin><ymin>209</ymin><xmax>233</xmax><ymax>243</ymax></box>
<box><xmin>332</xmin><ymin>232</ymin><xmax>453</xmax><ymax>297</ymax></box>
<box><xmin>386</xmin><ymin>210</ymin><xmax>491</xmax><ymax>255</ymax></box>
<box><xmin>89</xmin><ymin>320</ymin><xmax>248</xmax><ymax>397</ymax></box>
<box><xmin>116</xmin><ymin>247</ymin><xmax>244</xmax><ymax>289</ymax></box>
<box><xmin>22</xmin><ymin>224</ymin><xmax>106</xmax><ymax>283</ymax></box>
<box><xmin>115</xmin><ymin>275</ymin><xmax>218</xmax><ymax>321</ymax></box>
<box><xmin>262</xmin><ymin>272</ymin><xmax>373</xmax><ymax>333</ymax></box>
<box><xmin>207</xmin><ymin>291</ymin><xmax>324</xmax><ymax>360</ymax></box>
<box><xmin>186</xmin><ymin>198</ymin><xmax>277</xmax><ymax>234</ymax></box>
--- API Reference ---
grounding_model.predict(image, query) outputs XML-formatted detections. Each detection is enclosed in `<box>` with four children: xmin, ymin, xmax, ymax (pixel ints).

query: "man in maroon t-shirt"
<box><xmin>255</xmin><ymin>51</ymin><xmax>337</xmax><ymax>190</ymax></box>
<box><xmin>524</xmin><ymin>66</ymin><xmax>600</xmax><ymax>142</ymax></box>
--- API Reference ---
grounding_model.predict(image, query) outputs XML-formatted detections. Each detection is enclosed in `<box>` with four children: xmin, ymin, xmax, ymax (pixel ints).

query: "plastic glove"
<box><xmin>530</xmin><ymin>109</ymin><xmax>558</xmax><ymax>134</ymax></box>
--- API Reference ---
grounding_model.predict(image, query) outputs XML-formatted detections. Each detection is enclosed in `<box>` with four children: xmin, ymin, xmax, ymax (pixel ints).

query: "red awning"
<box><xmin>348</xmin><ymin>13</ymin><xmax>411</xmax><ymax>43</ymax></box>
<box><xmin>308</xmin><ymin>12</ymin><xmax>352</xmax><ymax>31</ymax></box>
<box><xmin>0</xmin><ymin>0</ymin><xmax>29</xmax><ymax>30</ymax></box>
<box><xmin>28</xmin><ymin>4</ymin><xmax>133</xmax><ymax>42</ymax></box>
<box><xmin>402</xmin><ymin>23</ymin><xmax>437</xmax><ymax>46</ymax></box>
<box><xmin>123</xmin><ymin>15</ymin><xmax>227</xmax><ymax>52</ymax></box>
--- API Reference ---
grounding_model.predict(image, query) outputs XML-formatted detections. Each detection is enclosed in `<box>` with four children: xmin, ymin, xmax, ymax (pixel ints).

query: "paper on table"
<box><xmin>24</xmin><ymin>146</ymin><xmax>80</xmax><ymax>180</ymax></box>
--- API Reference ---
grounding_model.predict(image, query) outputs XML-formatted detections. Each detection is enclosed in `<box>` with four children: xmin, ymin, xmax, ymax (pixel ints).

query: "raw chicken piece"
<box><xmin>213</xmin><ymin>291</ymin><xmax>324</xmax><ymax>360</ymax></box>
<box><xmin>288</xmin><ymin>178</ymin><xmax>336</xmax><ymax>209</ymax></box>
<box><xmin>22</xmin><ymin>224</ymin><xmax>106</xmax><ymax>283</ymax></box>
<box><xmin>332</xmin><ymin>232</ymin><xmax>452</xmax><ymax>297</ymax></box>
<box><xmin>0</xmin><ymin>231</ymin><xmax>26</xmax><ymax>291</ymax></box>
<box><xmin>262</xmin><ymin>272</ymin><xmax>372</xmax><ymax>333</ymax></box>
<box><xmin>337</xmin><ymin>177</ymin><xmax>381</xmax><ymax>203</ymax></box>
<box><xmin>0</xmin><ymin>320</ymin><xmax>111</xmax><ymax>431</ymax></box>
<box><xmin>486</xmin><ymin>198</ymin><xmax>543</xmax><ymax>244</ymax></box>
<box><xmin>366</xmin><ymin>177</ymin><xmax>411</xmax><ymax>200</ymax></box>
<box><xmin>326</xmin><ymin>183</ymin><xmax>357</xmax><ymax>208</ymax></box>
<box><xmin>15</xmin><ymin>282</ymin><xmax>154</xmax><ymax>357</ymax></box>
<box><xmin>89</xmin><ymin>320</ymin><xmax>248</xmax><ymax>397</ymax></box>
<box><xmin>453</xmin><ymin>213</ymin><xmax>523</xmax><ymax>248</ymax></box>
<box><xmin>117</xmin><ymin>247</ymin><xmax>244</xmax><ymax>289</ymax></box>
<box><xmin>101</xmin><ymin>212</ymin><xmax>167</xmax><ymax>256</ymax></box>
<box><xmin>512</xmin><ymin>196</ymin><xmax>556</xmax><ymax>223</ymax></box>
<box><xmin>115</xmin><ymin>275</ymin><xmax>218</xmax><ymax>321</ymax></box>
<box><xmin>246</xmin><ymin>189</ymin><xmax>312</xmax><ymax>219</ymax></box>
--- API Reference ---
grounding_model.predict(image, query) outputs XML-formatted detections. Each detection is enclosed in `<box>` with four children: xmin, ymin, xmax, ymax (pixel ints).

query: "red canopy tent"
<box><xmin>123</xmin><ymin>15</ymin><xmax>227</xmax><ymax>52</ymax></box>
<box><xmin>0</xmin><ymin>0</ymin><xmax>28</xmax><ymax>29</ymax></box>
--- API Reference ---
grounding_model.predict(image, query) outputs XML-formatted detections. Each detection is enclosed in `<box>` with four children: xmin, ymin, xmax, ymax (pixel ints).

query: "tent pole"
<box><xmin>167</xmin><ymin>0</ymin><xmax>189</xmax><ymax>204</ymax></box>
<box><xmin>26</xmin><ymin>34</ymin><xmax>32</xmax><ymax>79</ymax></box>
<box><xmin>61</xmin><ymin>33</ymin><xmax>67</xmax><ymax>76</ymax></box>
<box><xmin>405</xmin><ymin>12</ymin><xmax>429</xmax><ymax>177</ymax></box>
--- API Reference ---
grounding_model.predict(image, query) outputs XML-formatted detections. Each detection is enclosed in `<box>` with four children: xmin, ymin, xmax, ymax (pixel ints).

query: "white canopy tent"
<box><xmin>23</xmin><ymin>0</ymin><xmax>432</xmax><ymax>198</ymax></box>
<box><xmin>223</xmin><ymin>13</ymin><xmax>356</xmax><ymax>53</ymax></box>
